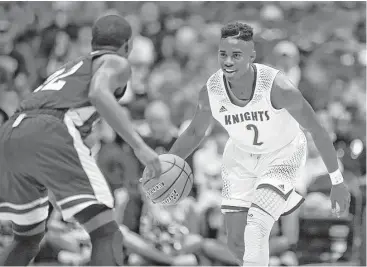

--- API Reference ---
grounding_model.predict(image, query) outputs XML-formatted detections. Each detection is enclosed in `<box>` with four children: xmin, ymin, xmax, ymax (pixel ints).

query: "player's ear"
<box><xmin>124</xmin><ymin>38</ymin><xmax>133</xmax><ymax>56</ymax></box>
<box><xmin>124</xmin><ymin>42</ymin><xmax>129</xmax><ymax>54</ymax></box>
<box><xmin>251</xmin><ymin>50</ymin><xmax>256</xmax><ymax>62</ymax></box>
<box><xmin>118</xmin><ymin>41</ymin><xmax>130</xmax><ymax>57</ymax></box>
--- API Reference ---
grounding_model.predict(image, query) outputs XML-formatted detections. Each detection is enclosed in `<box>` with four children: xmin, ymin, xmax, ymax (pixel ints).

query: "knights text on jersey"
<box><xmin>206</xmin><ymin>63</ymin><xmax>301</xmax><ymax>154</ymax></box>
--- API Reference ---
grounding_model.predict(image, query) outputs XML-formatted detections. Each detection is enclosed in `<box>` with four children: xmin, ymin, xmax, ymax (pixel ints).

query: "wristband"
<box><xmin>329</xmin><ymin>169</ymin><xmax>344</xmax><ymax>185</ymax></box>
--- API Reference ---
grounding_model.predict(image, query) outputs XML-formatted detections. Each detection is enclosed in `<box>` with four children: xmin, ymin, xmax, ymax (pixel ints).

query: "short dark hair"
<box><xmin>91</xmin><ymin>14</ymin><xmax>132</xmax><ymax>50</ymax></box>
<box><xmin>221</xmin><ymin>21</ymin><xmax>254</xmax><ymax>42</ymax></box>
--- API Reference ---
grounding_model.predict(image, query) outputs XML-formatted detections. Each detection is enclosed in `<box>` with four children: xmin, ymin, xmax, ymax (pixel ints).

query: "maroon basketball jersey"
<box><xmin>18</xmin><ymin>50</ymin><xmax>127</xmax><ymax>137</ymax></box>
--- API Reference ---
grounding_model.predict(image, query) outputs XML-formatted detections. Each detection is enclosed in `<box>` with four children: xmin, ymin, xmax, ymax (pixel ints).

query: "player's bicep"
<box><xmin>188</xmin><ymin>85</ymin><xmax>213</xmax><ymax>136</ymax></box>
<box><xmin>272</xmin><ymin>72</ymin><xmax>323</xmax><ymax>132</ymax></box>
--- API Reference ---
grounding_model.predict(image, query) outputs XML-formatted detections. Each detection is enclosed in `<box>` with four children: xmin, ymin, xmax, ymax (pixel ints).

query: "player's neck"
<box><xmin>92</xmin><ymin>46</ymin><xmax>120</xmax><ymax>54</ymax></box>
<box><xmin>226</xmin><ymin>65</ymin><xmax>256</xmax><ymax>99</ymax></box>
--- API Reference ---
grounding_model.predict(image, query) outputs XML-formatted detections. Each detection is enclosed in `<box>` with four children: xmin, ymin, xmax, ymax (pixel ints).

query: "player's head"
<box><xmin>219</xmin><ymin>22</ymin><xmax>256</xmax><ymax>81</ymax></box>
<box><xmin>91</xmin><ymin>14</ymin><xmax>133</xmax><ymax>57</ymax></box>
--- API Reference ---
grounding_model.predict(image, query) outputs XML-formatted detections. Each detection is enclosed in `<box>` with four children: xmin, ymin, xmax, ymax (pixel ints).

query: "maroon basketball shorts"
<box><xmin>0</xmin><ymin>112</ymin><xmax>114</xmax><ymax>225</ymax></box>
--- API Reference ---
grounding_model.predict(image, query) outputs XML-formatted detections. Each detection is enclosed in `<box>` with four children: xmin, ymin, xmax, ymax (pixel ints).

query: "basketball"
<box><xmin>142</xmin><ymin>154</ymin><xmax>193</xmax><ymax>206</ymax></box>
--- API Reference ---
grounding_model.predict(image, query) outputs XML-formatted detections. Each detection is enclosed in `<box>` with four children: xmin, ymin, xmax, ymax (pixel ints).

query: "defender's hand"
<box><xmin>330</xmin><ymin>182</ymin><xmax>351</xmax><ymax>218</ymax></box>
<box><xmin>134</xmin><ymin>145</ymin><xmax>161</xmax><ymax>180</ymax></box>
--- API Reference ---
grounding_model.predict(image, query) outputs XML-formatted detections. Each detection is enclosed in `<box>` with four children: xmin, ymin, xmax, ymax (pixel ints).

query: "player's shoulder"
<box><xmin>254</xmin><ymin>62</ymin><xmax>290</xmax><ymax>91</ymax></box>
<box><xmin>272</xmin><ymin>70</ymin><xmax>295</xmax><ymax>91</ymax></box>
<box><xmin>271</xmin><ymin>70</ymin><xmax>302</xmax><ymax>109</ymax></box>
<box><xmin>254</xmin><ymin>62</ymin><xmax>280</xmax><ymax>73</ymax></box>
<box><xmin>207</xmin><ymin>69</ymin><xmax>222</xmax><ymax>84</ymax></box>
<box><xmin>93</xmin><ymin>53</ymin><xmax>131</xmax><ymax>76</ymax></box>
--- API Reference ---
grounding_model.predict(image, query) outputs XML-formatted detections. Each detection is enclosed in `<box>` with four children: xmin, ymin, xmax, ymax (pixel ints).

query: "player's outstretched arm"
<box><xmin>271</xmin><ymin>71</ymin><xmax>351</xmax><ymax>217</ymax></box>
<box><xmin>89</xmin><ymin>55</ymin><xmax>161</xmax><ymax>178</ymax></box>
<box><xmin>169</xmin><ymin>85</ymin><xmax>212</xmax><ymax>160</ymax></box>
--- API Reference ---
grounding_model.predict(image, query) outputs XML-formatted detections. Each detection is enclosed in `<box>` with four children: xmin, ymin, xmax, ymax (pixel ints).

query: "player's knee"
<box><xmin>252</xmin><ymin>187</ymin><xmax>287</xmax><ymax>221</ymax></box>
<box><xmin>224</xmin><ymin>212</ymin><xmax>246</xmax><ymax>261</ymax></box>
<box><xmin>12</xmin><ymin>220</ymin><xmax>46</xmax><ymax>243</ymax></box>
<box><xmin>226</xmin><ymin>228</ymin><xmax>244</xmax><ymax>260</ymax></box>
<box><xmin>74</xmin><ymin>204</ymin><xmax>114</xmax><ymax>230</ymax></box>
<box><xmin>77</xmin><ymin>205</ymin><xmax>124</xmax><ymax>265</ymax></box>
<box><xmin>246</xmin><ymin>207</ymin><xmax>272</xmax><ymax>238</ymax></box>
<box><xmin>90</xmin><ymin>220</ymin><xmax>124</xmax><ymax>266</ymax></box>
<box><xmin>243</xmin><ymin>207</ymin><xmax>274</xmax><ymax>265</ymax></box>
<box><xmin>227</xmin><ymin>240</ymin><xmax>244</xmax><ymax>262</ymax></box>
<box><xmin>13</xmin><ymin>231</ymin><xmax>45</xmax><ymax>259</ymax></box>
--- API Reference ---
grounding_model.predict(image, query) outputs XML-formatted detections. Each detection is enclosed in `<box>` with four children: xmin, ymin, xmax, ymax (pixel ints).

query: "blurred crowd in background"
<box><xmin>0</xmin><ymin>1</ymin><xmax>366</xmax><ymax>266</ymax></box>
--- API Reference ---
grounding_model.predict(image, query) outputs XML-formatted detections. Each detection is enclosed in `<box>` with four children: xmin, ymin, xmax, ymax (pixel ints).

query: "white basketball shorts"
<box><xmin>221</xmin><ymin>131</ymin><xmax>307</xmax><ymax>216</ymax></box>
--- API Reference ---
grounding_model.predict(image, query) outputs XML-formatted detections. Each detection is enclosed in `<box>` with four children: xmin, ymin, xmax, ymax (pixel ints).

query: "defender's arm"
<box><xmin>88</xmin><ymin>55</ymin><xmax>145</xmax><ymax>150</ymax></box>
<box><xmin>169</xmin><ymin>85</ymin><xmax>213</xmax><ymax>159</ymax></box>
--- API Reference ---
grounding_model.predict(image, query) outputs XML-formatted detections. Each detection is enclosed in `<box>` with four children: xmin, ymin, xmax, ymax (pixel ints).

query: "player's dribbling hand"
<box><xmin>134</xmin><ymin>145</ymin><xmax>161</xmax><ymax>181</ymax></box>
<box><xmin>330</xmin><ymin>182</ymin><xmax>351</xmax><ymax>218</ymax></box>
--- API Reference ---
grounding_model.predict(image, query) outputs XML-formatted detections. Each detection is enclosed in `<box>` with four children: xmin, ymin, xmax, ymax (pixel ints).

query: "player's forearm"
<box><xmin>90</xmin><ymin>92</ymin><xmax>145</xmax><ymax>150</ymax></box>
<box><xmin>309</xmin><ymin>126</ymin><xmax>339</xmax><ymax>173</ymax></box>
<box><xmin>169</xmin><ymin>127</ymin><xmax>206</xmax><ymax>160</ymax></box>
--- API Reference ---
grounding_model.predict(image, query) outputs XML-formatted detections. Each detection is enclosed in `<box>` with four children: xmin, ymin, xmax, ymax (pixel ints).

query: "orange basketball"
<box><xmin>142</xmin><ymin>154</ymin><xmax>193</xmax><ymax>205</ymax></box>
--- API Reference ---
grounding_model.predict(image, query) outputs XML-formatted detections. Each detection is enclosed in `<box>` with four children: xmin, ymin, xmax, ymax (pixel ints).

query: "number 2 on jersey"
<box><xmin>246</xmin><ymin>124</ymin><xmax>263</xmax><ymax>146</ymax></box>
<box><xmin>34</xmin><ymin>61</ymin><xmax>84</xmax><ymax>92</ymax></box>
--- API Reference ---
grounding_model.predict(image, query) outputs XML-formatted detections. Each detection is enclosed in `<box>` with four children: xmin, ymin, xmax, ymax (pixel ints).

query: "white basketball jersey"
<box><xmin>206</xmin><ymin>63</ymin><xmax>301</xmax><ymax>154</ymax></box>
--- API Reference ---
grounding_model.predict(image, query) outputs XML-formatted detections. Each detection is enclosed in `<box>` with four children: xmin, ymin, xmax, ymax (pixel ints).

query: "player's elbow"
<box><xmin>188</xmin><ymin>124</ymin><xmax>207</xmax><ymax>141</ymax></box>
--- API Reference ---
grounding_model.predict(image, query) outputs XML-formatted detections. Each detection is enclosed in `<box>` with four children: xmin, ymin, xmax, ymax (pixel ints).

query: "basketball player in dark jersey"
<box><xmin>0</xmin><ymin>14</ymin><xmax>161</xmax><ymax>266</ymax></box>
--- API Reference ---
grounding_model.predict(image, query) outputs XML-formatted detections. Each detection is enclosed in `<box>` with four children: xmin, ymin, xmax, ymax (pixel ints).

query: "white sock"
<box><xmin>243</xmin><ymin>207</ymin><xmax>275</xmax><ymax>266</ymax></box>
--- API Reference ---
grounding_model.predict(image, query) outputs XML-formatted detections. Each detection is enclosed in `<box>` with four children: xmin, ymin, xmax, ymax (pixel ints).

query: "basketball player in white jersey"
<box><xmin>167</xmin><ymin>22</ymin><xmax>351</xmax><ymax>266</ymax></box>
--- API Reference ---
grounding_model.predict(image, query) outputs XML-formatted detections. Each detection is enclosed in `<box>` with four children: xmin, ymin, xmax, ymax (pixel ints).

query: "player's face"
<box><xmin>218</xmin><ymin>38</ymin><xmax>255</xmax><ymax>81</ymax></box>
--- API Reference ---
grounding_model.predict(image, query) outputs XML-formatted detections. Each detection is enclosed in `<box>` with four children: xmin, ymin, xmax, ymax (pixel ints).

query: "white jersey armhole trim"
<box><xmin>264</xmin><ymin>67</ymin><xmax>285</xmax><ymax>114</ymax></box>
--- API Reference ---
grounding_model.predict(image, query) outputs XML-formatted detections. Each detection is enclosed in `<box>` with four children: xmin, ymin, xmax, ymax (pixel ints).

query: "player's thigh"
<box><xmin>12</xmin><ymin>220</ymin><xmax>47</xmax><ymax>239</ymax></box>
<box><xmin>260</xmin><ymin>131</ymin><xmax>307</xmax><ymax>186</ymax></box>
<box><xmin>36</xmin><ymin>115</ymin><xmax>114</xmax><ymax>221</ymax></box>
<box><xmin>224</xmin><ymin>211</ymin><xmax>247</xmax><ymax>260</ymax></box>
<box><xmin>255</xmin><ymin>132</ymin><xmax>307</xmax><ymax>219</ymax></box>
<box><xmin>0</xmin><ymin>171</ymin><xmax>49</xmax><ymax>226</ymax></box>
<box><xmin>0</xmin><ymin>116</ymin><xmax>51</xmax><ymax>227</ymax></box>
<box><xmin>222</xmin><ymin>146</ymin><xmax>257</xmax><ymax>207</ymax></box>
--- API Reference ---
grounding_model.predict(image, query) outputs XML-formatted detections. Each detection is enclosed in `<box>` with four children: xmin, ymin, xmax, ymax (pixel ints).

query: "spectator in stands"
<box><xmin>138</xmin><ymin>100</ymin><xmax>178</xmax><ymax>156</ymax></box>
<box><xmin>272</xmin><ymin>40</ymin><xmax>301</xmax><ymax>87</ymax></box>
<box><xmin>0</xmin><ymin>3</ymin><xmax>365</xmax><ymax>266</ymax></box>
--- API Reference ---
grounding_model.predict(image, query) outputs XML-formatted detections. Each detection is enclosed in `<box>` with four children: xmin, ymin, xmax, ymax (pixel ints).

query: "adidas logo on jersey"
<box><xmin>219</xmin><ymin>106</ymin><xmax>228</xmax><ymax>113</ymax></box>
<box><xmin>279</xmin><ymin>184</ymin><xmax>285</xmax><ymax>191</ymax></box>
